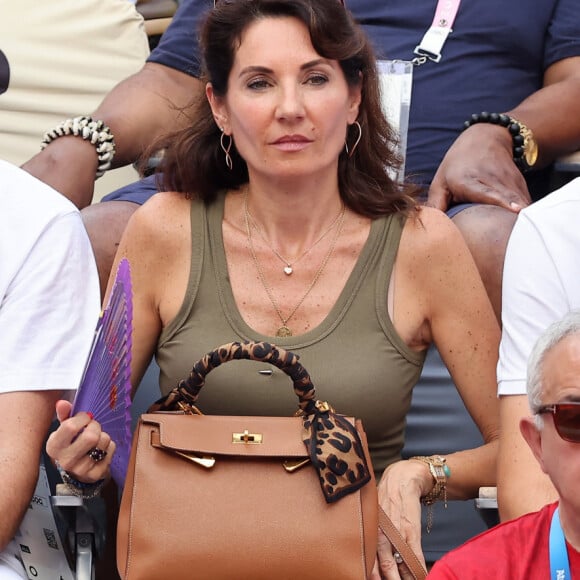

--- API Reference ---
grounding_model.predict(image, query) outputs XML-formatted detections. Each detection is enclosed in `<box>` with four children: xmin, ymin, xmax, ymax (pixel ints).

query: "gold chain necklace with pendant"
<box><xmin>245</xmin><ymin>205</ymin><xmax>345</xmax><ymax>276</ymax></box>
<box><xmin>243</xmin><ymin>191</ymin><xmax>346</xmax><ymax>337</ymax></box>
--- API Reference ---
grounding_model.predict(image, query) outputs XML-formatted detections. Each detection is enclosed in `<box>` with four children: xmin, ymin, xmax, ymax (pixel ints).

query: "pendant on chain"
<box><xmin>244</xmin><ymin>190</ymin><xmax>346</xmax><ymax>342</ymax></box>
<box><xmin>276</xmin><ymin>325</ymin><xmax>292</xmax><ymax>337</ymax></box>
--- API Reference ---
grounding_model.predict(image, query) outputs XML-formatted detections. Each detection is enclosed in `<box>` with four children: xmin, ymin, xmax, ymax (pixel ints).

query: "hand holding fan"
<box><xmin>71</xmin><ymin>258</ymin><xmax>133</xmax><ymax>487</ymax></box>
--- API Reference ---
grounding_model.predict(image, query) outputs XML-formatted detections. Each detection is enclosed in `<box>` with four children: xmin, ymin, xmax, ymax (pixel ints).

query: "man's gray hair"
<box><xmin>527</xmin><ymin>310</ymin><xmax>580</xmax><ymax>420</ymax></box>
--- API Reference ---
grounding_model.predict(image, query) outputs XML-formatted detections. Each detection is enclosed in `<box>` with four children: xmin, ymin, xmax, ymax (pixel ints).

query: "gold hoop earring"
<box><xmin>220</xmin><ymin>131</ymin><xmax>233</xmax><ymax>170</ymax></box>
<box><xmin>344</xmin><ymin>121</ymin><xmax>362</xmax><ymax>157</ymax></box>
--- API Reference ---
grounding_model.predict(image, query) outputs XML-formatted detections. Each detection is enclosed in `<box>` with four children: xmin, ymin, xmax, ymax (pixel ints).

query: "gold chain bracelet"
<box><xmin>408</xmin><ymin>455</ymin><xmax>450</xmax><ymax>532</ymax></box>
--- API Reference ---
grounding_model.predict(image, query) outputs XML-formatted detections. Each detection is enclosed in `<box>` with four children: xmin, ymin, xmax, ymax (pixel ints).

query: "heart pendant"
<box><xmin>283</xmin><ymin>266</ymin><xmax>293</xmax><ymax>275</ymax></box>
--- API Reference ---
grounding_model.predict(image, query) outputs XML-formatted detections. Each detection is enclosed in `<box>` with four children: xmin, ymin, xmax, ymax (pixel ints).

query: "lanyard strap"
<box><xmin>550</xmin><ymin>507</ymin><xmax>572</xmax><ymax>580</ymax></box>
<box><xmin>413</xmin><ymin>0</ymin><xmax>462</xmax><ymax>65</ymax></box>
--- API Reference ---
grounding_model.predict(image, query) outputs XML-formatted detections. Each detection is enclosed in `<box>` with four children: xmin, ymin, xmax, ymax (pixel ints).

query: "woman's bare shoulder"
<box><xmin>126</xmin><ymin>191</ymin><xmax>190</xmax><ymax>236</ymax></box>
<box><xmin>400</xmin><ymin>206</ymin><xmax>468</xmax><ymax>262</ymax></box>
<box><xmin>135</xmin><ymin>190</ymin><xmax>190</xmax><ymax>220</ymax></box>
<box><xmin>120</xmin><ymin>191</ymin><xmax>192</xmax><ymax>261</ymax></box>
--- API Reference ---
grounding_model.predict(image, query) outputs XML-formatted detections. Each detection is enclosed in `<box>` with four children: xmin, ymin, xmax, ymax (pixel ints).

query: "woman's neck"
<box><xmin>240</xmin><ymin>175</ymin><xmax>345</xmax><ymax>250</ymax></box>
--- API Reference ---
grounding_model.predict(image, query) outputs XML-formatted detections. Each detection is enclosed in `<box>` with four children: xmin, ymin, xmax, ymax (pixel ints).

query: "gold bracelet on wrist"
<box><xmin>408</xmin><ymin>455</ymin><xmax>451</xmax><ymax>532</ymax></box>
<box><xmin>462</xmin><ymin>112</ymin><xmax>539</xmax><ymax>172</ymax></box>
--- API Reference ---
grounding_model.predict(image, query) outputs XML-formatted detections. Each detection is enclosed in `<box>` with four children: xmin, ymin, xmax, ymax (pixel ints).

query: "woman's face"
<box><xmin>207</xmin><ymin>16</ymin><xmax>361</xmax><ymax>182</ymax></box>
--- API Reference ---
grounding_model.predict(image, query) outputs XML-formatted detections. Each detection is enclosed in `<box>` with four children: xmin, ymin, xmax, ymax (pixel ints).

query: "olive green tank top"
<box><xmin>157</xmin><ymin>193</ymin><xmax>425</xmax><ymax>473</ymax></box>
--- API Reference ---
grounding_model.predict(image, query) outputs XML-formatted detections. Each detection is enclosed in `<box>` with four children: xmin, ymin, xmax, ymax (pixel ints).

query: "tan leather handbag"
<box><xmin>117</xmin><ymin>341</ymin><xmax>426</xmax><ymax>580</ymax></box>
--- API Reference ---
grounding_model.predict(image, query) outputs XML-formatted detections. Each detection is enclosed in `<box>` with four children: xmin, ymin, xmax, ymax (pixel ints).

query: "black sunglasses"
<box><xmin>537</xmin><ymin>402</ymin><xmax>580</xmax><ymax>443</ymax></box>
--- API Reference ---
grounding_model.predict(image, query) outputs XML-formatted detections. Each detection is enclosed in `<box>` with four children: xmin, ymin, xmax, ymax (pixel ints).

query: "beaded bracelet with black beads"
<box><xmin>41</xmin><ymin>116</ymin><xmax>116</xmax><ymax>179</ymax></box>
<box><xmin>462</xmin><ymin>112</ymin><xmax>531</xmax><ymax>171</ymax></box>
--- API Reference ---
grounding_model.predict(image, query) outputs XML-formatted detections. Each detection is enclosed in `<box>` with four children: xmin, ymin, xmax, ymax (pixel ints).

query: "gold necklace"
<box><xmin>246</xmin><ymin>206</ymin><xmax>345</xmax><ymax>275</ymax></box>
<box><xmin>244</xmin><ymin>192</ymin><xmax>346</xmax><ymax>337</ymax></box>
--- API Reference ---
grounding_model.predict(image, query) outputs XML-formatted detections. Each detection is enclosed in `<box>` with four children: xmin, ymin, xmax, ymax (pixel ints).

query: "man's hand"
<box><xmin>427</xmin><ymin>123</ymin><xmax>532</xmax><ymax>213</ymax></box>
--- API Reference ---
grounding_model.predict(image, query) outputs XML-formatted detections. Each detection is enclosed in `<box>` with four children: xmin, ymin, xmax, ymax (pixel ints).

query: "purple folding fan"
<box><xmin>71</xmin><ymin>258</ymin><xmax>133</xmax><ymax>488</ymax></box>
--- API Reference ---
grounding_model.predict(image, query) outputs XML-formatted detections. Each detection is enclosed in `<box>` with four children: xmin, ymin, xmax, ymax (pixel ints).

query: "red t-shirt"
<box><xmin>428</xmin><ymin>503</ymin><xmax>580</xmax><ymax>579</ymax></box>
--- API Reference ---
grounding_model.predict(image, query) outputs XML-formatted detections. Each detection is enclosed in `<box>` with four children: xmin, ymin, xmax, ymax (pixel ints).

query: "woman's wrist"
<box><xmin>408</xmin><ymin>455</ymin><xmax>451</xmax><ymax>532</ymax></box>
<box><xmin>55</xmin><ymin>461</ymin><xmax>105</xmax><ymax>499</ymax></box>
<box><xmin>408</xmin><ymin>455</ymin><xmax>450</xmax><ymax>503</ymax></box>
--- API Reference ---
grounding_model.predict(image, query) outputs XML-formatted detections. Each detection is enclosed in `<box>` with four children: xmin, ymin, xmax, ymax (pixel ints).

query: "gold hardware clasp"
<box><xmin>177</xmin><ymin>401</ymin><xmax>203</xmax><ymax>415</ymax></box>
<box><xmin>172</xmin><ymin>450</ymin><xmax>215</xmax><ymax>469</ymax></box>
<box><xmin>150</xmin><ymin>429</ymin><xmax>214</xmax><ymax>468</ymax></box>
<box><xmin>315</xmin><ymin>400</ymin><xmax>333</xmax><ymax>412</ymax></box>
<box><xmin>282</xmin><ymin>458</ymin><xmax>310</xmax><ymax>473</ymax></box>
<box><xmin>232</xmin><ymin>430</ymin><xmax>263</xmax><ymax>444</ymax></box>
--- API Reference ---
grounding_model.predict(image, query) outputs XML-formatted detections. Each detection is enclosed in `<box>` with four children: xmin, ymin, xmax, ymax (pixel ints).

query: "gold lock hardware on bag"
<box><xmin>232</xmin><ymin>429</ymin><xmax>263</xmax><ymax>444</ymax></box>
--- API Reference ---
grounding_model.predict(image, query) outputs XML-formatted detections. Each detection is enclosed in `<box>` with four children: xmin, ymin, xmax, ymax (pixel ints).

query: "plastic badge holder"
<box><xmin>377</xmin><ymin>59</ymin><xmax>413</xmax><ymax>183</ymax></box>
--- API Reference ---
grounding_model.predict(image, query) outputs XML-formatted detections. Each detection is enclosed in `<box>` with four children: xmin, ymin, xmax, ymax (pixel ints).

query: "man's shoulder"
<box><xmin>0</xmin><ymin>160</ymin><xmax>77</xmax><ymax>217</ymax></box>
<box><xmin>522</xmin><ymin>177</ymin><xmax>580</xmax><ymax>223</ymax></box>
<box><xmin>430</xmin><ymin>503</ymin><xmax>557</xmax><ymax>579</ymax></box>
<box><xmin>460</xmin><ymin>502</ymin><xmax>553</xmax><ymax>543</ymax></box>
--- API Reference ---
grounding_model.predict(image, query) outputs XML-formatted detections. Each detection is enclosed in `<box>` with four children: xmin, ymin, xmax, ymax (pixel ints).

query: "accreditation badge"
<box><xmin>377</xmin><ymin>60</ymin><xmax>413</xmax><ymax>183</ymax></box>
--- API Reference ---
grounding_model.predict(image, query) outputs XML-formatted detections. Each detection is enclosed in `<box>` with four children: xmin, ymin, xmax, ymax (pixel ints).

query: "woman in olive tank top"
<box><xmin>47</xmin><ymin>0</ymin><xmax>500</xmax><ymax>574</ymax></box>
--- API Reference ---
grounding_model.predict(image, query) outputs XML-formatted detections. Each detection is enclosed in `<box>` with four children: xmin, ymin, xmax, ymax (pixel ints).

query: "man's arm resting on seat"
<box><xmin>428</xmin><ymin>57</ymin><xmax>580</xmax><ymax>212</ymax></box>
<box><xmin>497</xmin><ymin>394</ymin><xmax>557</xmax><ymax>522</ymax></box>
<box><xmin>508</xmin><ymin>57</ymin><xmax>580</xmax><ymax>165</ymax></box>
<box><xmin>0</xmin><ymin>390</ymin><xmax>61</xmax><ymax>551</ymax></box>
<box><xmin>21</xmin><ymin>62</ymin><xmax>204</xmax><ymax>209</ymax></box>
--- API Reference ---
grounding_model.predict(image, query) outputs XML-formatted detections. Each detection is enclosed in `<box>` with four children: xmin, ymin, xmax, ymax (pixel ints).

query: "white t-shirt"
<box><xmin>498</xmin><ymin>177</ymin><xmax>580</xmax><ymax>395</ymax></box>
<box><xmin>0</xmin><ymin>160</ymin><xmax>100</xmax><ymax>576</ymax></box>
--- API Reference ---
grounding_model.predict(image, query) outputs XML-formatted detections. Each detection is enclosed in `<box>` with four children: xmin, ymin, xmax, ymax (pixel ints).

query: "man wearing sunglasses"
<box><xmin>429</xmin><ymin>310</ymin><xmax>580</xmax><ymax>578</ymax></box>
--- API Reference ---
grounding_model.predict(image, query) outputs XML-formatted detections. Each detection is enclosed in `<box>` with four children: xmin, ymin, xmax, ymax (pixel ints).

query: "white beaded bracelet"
<box><xmin>41</xmin><ymin>116</ymin><xmax>116</xmax><ymax>179</ymax></box>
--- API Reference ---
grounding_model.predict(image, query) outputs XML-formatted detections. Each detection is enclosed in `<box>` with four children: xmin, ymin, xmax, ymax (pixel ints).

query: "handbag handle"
<box><xmin>152</xmin><ymin>341</ymin><xmax>318</xmax><ymax>415</ymax></box>
<box><xmin>379</xmin><ymin>507</ymin><xmax>428</xmax><ymax>580</ymax></box>
<box><xmin>149</xmin><ymin>340</ymin><xmax>374</xmax><ymax>505</ymax></box>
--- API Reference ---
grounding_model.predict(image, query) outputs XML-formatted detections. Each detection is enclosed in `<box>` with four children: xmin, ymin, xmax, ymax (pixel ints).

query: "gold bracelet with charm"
<box><xmin>408</xmin><ymin>455</ymin><xmax>451</xmax><ymax>532</ymax></box>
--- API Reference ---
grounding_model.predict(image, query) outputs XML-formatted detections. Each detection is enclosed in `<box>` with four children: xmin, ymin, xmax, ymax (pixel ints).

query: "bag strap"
<box><xmin>378</xmin><ymin>507</ymin><xmax>428</xmax><ymax>580</ymax></box>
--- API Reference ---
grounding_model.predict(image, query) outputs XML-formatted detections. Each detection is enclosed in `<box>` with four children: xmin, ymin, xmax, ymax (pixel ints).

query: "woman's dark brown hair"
<box><xmin>159</xmin><ymin>0</ymin><xmax>418</xmax><ymax>217</ymax></box>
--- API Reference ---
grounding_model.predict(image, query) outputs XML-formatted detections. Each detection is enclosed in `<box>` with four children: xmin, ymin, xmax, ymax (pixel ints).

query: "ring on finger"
<box><xmin>87</xmin><ymin>448</ymin><xmax>107</xmax><ymax>463</ymax></box>
<box><xmin>393</xmin><ymin>551</ymin><xmax>403</xmax><ymax>565</ymax></box>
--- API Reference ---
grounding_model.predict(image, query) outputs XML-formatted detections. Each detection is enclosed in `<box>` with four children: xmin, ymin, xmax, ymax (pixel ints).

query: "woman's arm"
<box><xmin>104</xmin><ymin>192</ymin><xmax>191</xmax><ymax>391</ymax></box>
<box><xmin>415</xmin><ymin>208</ymin><xmax>500</xmax><ymax>498</ymax></box>
<box><xmin>374</xmin><ymin>208</ymin><xmax>500</xmax><ymax>578</ymax></box>
<box><xmin>48</xmin><ymin>192</ymin><xmax>191</xmax><ymax>481</ymax></box>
